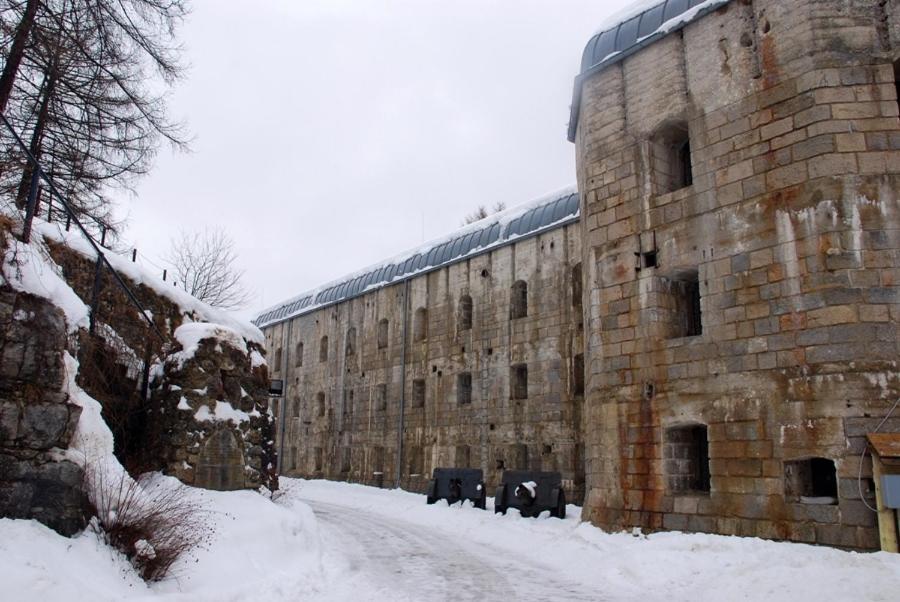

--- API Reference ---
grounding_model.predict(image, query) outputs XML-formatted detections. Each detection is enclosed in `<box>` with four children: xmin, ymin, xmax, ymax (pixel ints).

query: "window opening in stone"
<box><xmin>294</xmin><ymin>342</ymin><xmax>303</xmax><ymax>367</ymax></box>
<box><xmin>455</xmin><ymin>445</ymin><xmax>471</xmax><ymax>468</ymax></box>
<box><xmin>651</xmin><ymin>123</ymin><xmax>693</xmax><ymax>194</ymax></box>
<box><xmin>510</xmin><ymin>363</ymin><xmax>528</xmax><ymax>400</ymax></box>
<box><xmin>377</xmin><ymin>318</ymin><xmax>389</xmax><ymax>349</ymax></box>
<box><xmin>458</xmin><ymin>294</ymin><xmax>473</xmax><ymax>331</ymax></box>
<box><xmin>340</xmin><ymin>448</ymin><xmax>351</xmax><ymax>473</ymax></box>
<box><xmin>670</xmin><ymin>270</ymin><xmax>702</xmax><ymax>338</ymax></box>
<box><xmin>665</xmin><ymin>425</ymin><xmax>711</xmax><ymax>494</ymax></box>
<box><xmin>413</xmin><ymin>307</ymin><xmax>428</xmax><ymax>342</ymax></box>
<box><xmin>319</xmin><ymin>336</ymin><xmax>329</xmax><ymax>362</ymax></box>
<box><xmin>894</xmin><ymin>60</ymin><xmax>900</xmax><ymax>119</ymax></box>
<box><xmin>316</xmin><ymin>392</ymin><xmax>325</xmax><ymax>417</ymax></box>
<box><xmin>572</xmin><ymin>263</ymin><xmax>583</xmax><ymax>307</ymax></box>
<box><xmin>376</xmin><ymin>383</ymin><xmax>387</xmax><ymax>411</ymax></box>
<box><xmin>573</xmin><ymin>353</ymin><xmax>584</xmax><ymax>397</ymax></box>
<box><xmin>314</xmin><ymin>447</ymin><xmax>323</xmax><ymax>471</ymax></box>
<box><xmin>345</xmin><ymin>327</ymin><xmax>357</xmax><ymax>356</ymax></box>
<box><xmin>343</xmin><ymin>389</ymin><xmax>354</xmax><ymax>416</ymax></box>
<box><xmin>293</xmin><ymin>398</ymin><xmax>301</xmax><ymax>418</ymax></box>
<box><xmin>412</xmin><ymin>379</ymin><xmax>426</xmax><ymax>408</ymax></box>
<box><xmin>510</xmin><ymin>280</ymin><xmax>528</xmax><ymax>319</ymax></box>
<box><xmin>457</xmin><ymin>372</ymin><xmax>472</xmax><ymax>405</ymax></box>
<box><xmin>784</xmin><ymin>458</ymin><xmax>838</xmax><ymax>504</ymax></box>
<box><xmin>273</xmin><ymin>347</ymin><xmax>283</xmax><ymax>371</ymax></box>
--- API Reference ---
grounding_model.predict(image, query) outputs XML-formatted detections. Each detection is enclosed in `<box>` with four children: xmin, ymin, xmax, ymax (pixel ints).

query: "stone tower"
<box><xmin>570</xmin><ymin>0</ymin><xmax>900</xmax><ymax>549</ymax></box>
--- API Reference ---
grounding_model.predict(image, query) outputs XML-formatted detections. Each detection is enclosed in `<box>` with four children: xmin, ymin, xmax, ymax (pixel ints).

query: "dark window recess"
<box><xmin>314</xmin><ymin>447</ymin><xmax>323</xmax><ymax>471</ymax></box>
<box><xmin>572</xmin><ymin>263</ymin><xmax>583</xmax><ymax>307</ymax></box>
<box><xmin>343</xmin><ymin>389</ymin><xmax>354</xmax><ymax>416</ymax></box>
<box><xmin>316</xmin><ymin>392</ymin><xmax>325</xmax><ymax>417</ymax></box>
<box><xmin>457</xmin><ymin>373</ymin><xmax>472</xmax><ymax>405</ymax></box>
<box><xmin>377</xmin><ymin>319</ymin><xmax>389</xmax><ymax>349</ymax></box>
<box><xmin>412</xmin><ymin>379</ymin><xmax>426</xmax><ymax>408</ymax></box>
<box><xmin>665</xmin><ymin>425</ymin><xmax>711</xmax><ymax>494</ymax></box>
<box><xmin>273</xmin><ymin>347</ymin><xmax>283</xmax><ymax>371</ymax></box>
<box><xmin>670</xmin><ymin>271</ymin><xmax>702</xmax><ymax>338</ymax></box>
<box><xmin>319</xmin><ymin>336</ymin><xmax>329</xmax><ymax>362</ymax></box>
<box><xmin>458</xmin><ymin>294</ymin><xmax>473</xmax><ymax>331</ymax></box>
<box><xmin>511</xmin><ymin>364</ymin><xmax>528</xmax><ymax>400</ymax></box>
<box><xmin>345</xmin><ymin>327</ymin><xmax>357</xmax><ymax>356</ymax></box>
<box><xmin>511</xmin><ymin>443</ymin><xmax>529</xmax><ymax>470</ymax></box>
<box><xmin>340</xmin><ymin>448</ymin><xmax>351</xmax><ymax>473</ymax></box>
<box><xmin>573</xmin><ymin>353</ymin><xmax>585</xmax><ymax>397</ymax></box>
<box><xmin>455</xmin><ymin>445</ymin><xmax>471</xmax><ymax>468</ymax></box>
<box><xmin>651</xmin><ymin>124</ymin><xmax>693</xmax><ymax>194</ymax></box>
<box><xmin>510</xmin><ymin>280</ymin><xmax>528</xmax><ymax>319</ymax></box>
<box><xmin>408</xmin><ymin>446</ymin><xmax>424</xmax><ymax>476</ymax></box>
<box><xmin>784</xmin><ymin>458</ymin><xmax>838</xmax><ymax>504</ymax></box>
<box><xmin>376</xmin><ymin>384</ymin><xmax>387</xmax><ymax>411</ymax></box>
<box><xmin>293</xmin><ymin>398</ymin><xmax>301</xmax><ymax>418</ymax></box>
<box><xmin>294</xmin><ymin>342</ymin><xmax>304</xmax><ymax>367</ymax></box>
<box><xmin>413</xmin><ymin>308</ymin><xmax>428</xmax><ymax>342</ymax></box>
<box><xmin>894</xmin><ymin>60</ymin><xmax>900</xmax><ymax>115</ymax></box>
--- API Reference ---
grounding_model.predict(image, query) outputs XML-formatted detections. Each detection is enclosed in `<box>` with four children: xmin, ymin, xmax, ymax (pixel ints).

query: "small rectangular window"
<box><xmin>785</xmin><ymin>458</ymin><xmax>838</xmax><ymax>504</ymax></box>
<box><xmin>457</xmin><ymin>373</ymin><xmax>472</xmax><ymax>405</ymax></box>
<box><xmin>669</xmin><ymin>270</ymin><xmax>702</xmax><ymax>338</ymax></box>
<box><xmin>376</xmin><ymin>383</ymin><xmax>387</xmax><ymax>411</ymax></box>
<box><xmin>412</xmin><ymin>379</ymin><xmax>426</xmax><ymax>408</ymax></box>
<box><xmin>665</xmin><ymin>425</ymin><xmax>710</xmax><ymax>494</ymax></box>
<box><xmin>510</xmin><ymin>364</ymin><xmax>528</xmax><ymax>400</ymax></box>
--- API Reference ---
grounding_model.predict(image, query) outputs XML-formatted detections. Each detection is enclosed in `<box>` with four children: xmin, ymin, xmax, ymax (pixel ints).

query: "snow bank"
<box><xmin>1</xmin><ymin>238</ymin><xmax>89</xmax><ymax>332</ymax></box>
<box><xmin>0</xmin><ymin>480</ymin><xmax>325</xmax><ymax>602</ymax></box>
<box><xmin>193</xmin><ymin>400</ymin><xmax>259</xmax><ymax>424</ymax></box>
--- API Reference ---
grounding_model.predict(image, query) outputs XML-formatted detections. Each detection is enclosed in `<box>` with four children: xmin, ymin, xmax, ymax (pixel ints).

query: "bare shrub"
<box><xmin>86</xmin><ymin>467</ymin><xmax>211</xmax><ymax>581</ymax></box>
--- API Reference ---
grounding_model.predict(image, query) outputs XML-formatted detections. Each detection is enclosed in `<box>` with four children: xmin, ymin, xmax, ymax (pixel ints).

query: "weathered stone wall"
<box><xmin>265</xmin><ymin>222</ymin><xmax>585</xmax><ymax>501</ymax></box>
<box><xmin>0</xmin><ymin>287</ymin><xmax>88</xmax><ymax>535</ymax></box>
<box><xmin>149</xmin><ymin>335</ymin><xmax>277</xmax><ymax>492</ymax></box>
<box><xmin>574</xmin><ymin>0</ymin><xmax>900</xmax><ymax>549</ymax></box>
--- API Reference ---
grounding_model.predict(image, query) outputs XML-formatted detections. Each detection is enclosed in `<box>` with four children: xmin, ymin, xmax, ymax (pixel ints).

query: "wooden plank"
<box><xmin>868</xmin><ymin>433</ymin><xmax>900</xmax><ymax>459</ymax></box>
<box><xmin>872</xmin><ymin>454</ymin><xmax>900</xmax><ymax>553</ymax></box>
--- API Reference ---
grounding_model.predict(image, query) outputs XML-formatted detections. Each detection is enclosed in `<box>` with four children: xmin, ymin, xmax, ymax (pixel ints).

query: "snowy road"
<box><xmin>307</xmin><ymin>498</ymin><xmax>602</xmax><ymax>601</ymax></box>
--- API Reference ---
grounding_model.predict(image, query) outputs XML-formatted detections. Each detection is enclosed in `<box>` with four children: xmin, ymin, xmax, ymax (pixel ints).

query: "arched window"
<box><xmin>345</xmin><ymin>327</ymin><xmax>357</xmax><ymax>356</ymax></box>
<box><xmin>413</xmin><ymin>307</ymin><xmax>428</xmax><ymax>342</ymax></box>
<box><xmin>458</xmin><ymin>294</ymin><xmax>473</xmax><ymax>331</ymax></box>
<box><xmin>319</xmin><ymin>336</ymin><xmax>329</xmax><ymax>362</ymax></box>
<box><xmin>571</xmin><ymin>263</ymin><xmax>583</xmax><ymax>308</ymax></box>
<box><xmin>377</xmin><ymin>318</ymin><xmax>389</xmax><ymax>349</ymax></box>
<box><xmin>294</xmin><ymin>342</ymin><xmax>304</xmax><ymax>367</ymax></box>
<box><xmin>510</xmin><ymin>280</ymin><xmax>528</xmax><ymax>319</ymax></box>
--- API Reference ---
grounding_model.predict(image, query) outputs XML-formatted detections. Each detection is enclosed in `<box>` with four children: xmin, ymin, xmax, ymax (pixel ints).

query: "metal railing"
<box><xmin>1</xmin><ymin>112</ymin><xmax>167</xmax><ymax>399</ymax></box>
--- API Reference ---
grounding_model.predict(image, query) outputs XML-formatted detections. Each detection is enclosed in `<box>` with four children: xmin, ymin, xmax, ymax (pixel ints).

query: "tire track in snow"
<box><xmin>306</xmin><ymin>500</ymin><xmax>601</xmax><ymax>601</ymax></box>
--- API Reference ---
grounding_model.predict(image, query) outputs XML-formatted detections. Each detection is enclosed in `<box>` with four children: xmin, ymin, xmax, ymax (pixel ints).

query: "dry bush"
<box><xmin>87</xmin><ymin>467</ymin><xmax>212</xmax><ymax>581</ymax></box>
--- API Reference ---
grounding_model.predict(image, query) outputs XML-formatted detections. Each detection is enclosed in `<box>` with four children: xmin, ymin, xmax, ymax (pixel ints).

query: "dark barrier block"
<box><xmin>426</xmin><ymin>468</ymin><xmax>486</xmax><ymax>509</ymax></box>
<box><xmin>494</xmin><ymin>470</ymin><xmax>566</xmax><ymax>519</ymax></box>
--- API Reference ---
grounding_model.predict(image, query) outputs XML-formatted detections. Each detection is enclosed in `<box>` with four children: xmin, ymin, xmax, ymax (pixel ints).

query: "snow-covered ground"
<box><xmin>3</xmin><ymin>478</ymin><xmax>900</xmax><ymax>601</ymax></box>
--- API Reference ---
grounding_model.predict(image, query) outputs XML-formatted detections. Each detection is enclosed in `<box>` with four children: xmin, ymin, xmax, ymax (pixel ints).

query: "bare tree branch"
<box><xmin>166</xmin><ymin>227</ymin><xmax>251</xmax><ymax>311</ymax></box>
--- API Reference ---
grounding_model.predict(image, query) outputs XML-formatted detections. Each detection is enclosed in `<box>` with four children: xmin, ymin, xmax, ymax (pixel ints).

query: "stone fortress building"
<box><xmin>257</xmin><ymin>0</ymin><xmax>900</xmax><ymax>550</ymax></box>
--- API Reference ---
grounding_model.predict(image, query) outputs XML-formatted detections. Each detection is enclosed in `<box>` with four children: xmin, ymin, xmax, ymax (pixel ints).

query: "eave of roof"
<box><xmin>567</xmin><ymin>0</ymin><xmax>734</xmax><ymax>142</ymax></box>
<box><xmin>253</xmin><ymin>187</ymin><xmax>579</xmax><ymax>329</ymax></box>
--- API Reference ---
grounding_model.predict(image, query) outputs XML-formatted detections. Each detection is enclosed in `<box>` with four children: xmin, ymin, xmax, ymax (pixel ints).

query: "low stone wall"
<box><xmin>150</xmin><ymin>334</ymin><xmax>277</xmax><ymax>492</ymax></box>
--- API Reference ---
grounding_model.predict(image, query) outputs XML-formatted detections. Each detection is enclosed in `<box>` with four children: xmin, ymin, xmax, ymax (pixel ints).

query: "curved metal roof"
<box><xmin>568</xmin><ymin>0</ymin><xmax>734</xmax><ymax>142</ymax></box>
<box><xmin>254</xmin><ymin>188</ymin><xmax>579</xmax><ymax>328</ymax></box>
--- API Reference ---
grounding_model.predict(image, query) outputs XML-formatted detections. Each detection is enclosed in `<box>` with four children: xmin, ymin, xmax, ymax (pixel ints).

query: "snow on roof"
<box><xmin>254</xmin><ymin>186</ymin><xmax>579</xmax><ymax>328</ymax></box>
<box><xmin>568</xmin><ymin>0</ymin><xmax>735</xmax><ymax>142</ymax></box>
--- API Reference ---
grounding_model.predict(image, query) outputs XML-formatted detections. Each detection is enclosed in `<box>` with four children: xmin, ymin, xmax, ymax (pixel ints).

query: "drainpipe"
<box><xmin>277</xmin><ymin>319</ymin><xmax>293</xmax><ymax>476</ymax></box>
<box><xmin>396</xmin><ymin>279</ymin><xmax>410</xmax><ymax>488</ymax></box>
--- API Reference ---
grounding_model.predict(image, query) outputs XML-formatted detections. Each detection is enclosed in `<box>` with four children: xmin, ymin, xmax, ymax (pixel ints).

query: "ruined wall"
<box><xmin>265</xmin><ymin>222</ymin><xmax>585</xmax><ymax>501</ymax></box>
<box><xmin>574</xmin><ymin>0</ymin><xmax>900</xmax><ymax>549</ymax></box>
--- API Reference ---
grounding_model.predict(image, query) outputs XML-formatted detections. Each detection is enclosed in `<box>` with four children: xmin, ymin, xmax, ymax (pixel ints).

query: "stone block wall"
<box><xmin>0</xmin><ymin>288</ymin><xmax>88</xmax><ymax>535</ymax></box>
<box><xmin>266</xmin><ymin>222</ymin><xmax>586</xmax><ymax>501</ymax></box>
<box><xmin>573</xmin><ymin>0</ymin><xmax>900</xmax><ymax>549</ymax></box>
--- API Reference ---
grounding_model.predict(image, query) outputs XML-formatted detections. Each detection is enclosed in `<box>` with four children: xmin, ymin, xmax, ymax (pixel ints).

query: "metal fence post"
<box><xmin>21</xmin><ymin>166</ymin><xmax>40</xmax><ymax>243</ymax></box>
<box><xmin>89</xmin><ymin>255</ymin><xmax>104</xmax><ymax>335</ymax></box>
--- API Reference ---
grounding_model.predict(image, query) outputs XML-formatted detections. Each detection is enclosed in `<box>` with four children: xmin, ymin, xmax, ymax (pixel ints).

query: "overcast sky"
<box><xmin>118</xmin><ymin>0</ymin><xmax>636</xmax><ymax>321</ymax></box>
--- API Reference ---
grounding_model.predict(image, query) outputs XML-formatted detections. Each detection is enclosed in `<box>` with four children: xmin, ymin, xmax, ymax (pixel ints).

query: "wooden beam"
<box><xmin>872</xmin><ymin>453</ymin><xmax>899</xmax><ymax>553</ymax></box>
